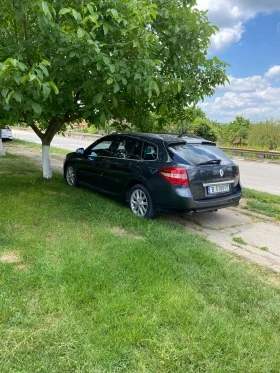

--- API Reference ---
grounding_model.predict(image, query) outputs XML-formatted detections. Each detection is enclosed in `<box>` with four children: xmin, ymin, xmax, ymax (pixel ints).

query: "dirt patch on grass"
<box><xmin>46</xmin><ymin>191</ymin><xmax>67</xmax><ymax>196</ymax></box>
<box><xmin>14</xmin><ymin>264</ymin><xmax>29</xmax><ymax>271</ymax></box>
<box><xmin>5</xmin><ymin>142</ymin><xmax>64</xmax><ymax>174</ymax></box>
<box><xmin>0</xmin><ymin>251</ymin><xmax>21</xmax><ymax>263</ymax></box>
<box><xmin>111</xmin><ymin>227</ymin><xmax>144</xmax><ymax>240</ymax></box>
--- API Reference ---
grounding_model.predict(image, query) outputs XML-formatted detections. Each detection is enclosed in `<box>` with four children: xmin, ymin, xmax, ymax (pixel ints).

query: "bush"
<box><xmin>248</xmin><ymin>119</ymin><xmax>280</xmax><ymax>150</ymax></box>
<box><xmin>192</xmin><ymin>117</ymin><xmax>218</xmax><ymax>142</ymax></box>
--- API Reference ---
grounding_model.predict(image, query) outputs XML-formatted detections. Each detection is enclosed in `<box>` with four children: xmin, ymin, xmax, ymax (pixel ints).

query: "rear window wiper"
<box><xmin>197</xmin><ymin>159</ymin><xmax>221</xmax><ymax>165</ymax></box>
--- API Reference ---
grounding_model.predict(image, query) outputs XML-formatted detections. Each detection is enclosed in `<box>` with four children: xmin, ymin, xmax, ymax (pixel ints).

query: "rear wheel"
<box><xmin>65</xmin><ymin>164</ymin><xmax>78</xmax><ymax>186</ymax></box>
<box><xmin>129</xmin><ymin>184</ymin><xmax>155</xmax><ymax>218</ymax></box>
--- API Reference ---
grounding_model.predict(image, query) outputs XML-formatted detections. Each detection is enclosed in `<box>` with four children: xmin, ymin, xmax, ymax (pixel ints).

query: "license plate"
<box><xmin>207</xmin><ymin>184</ymin><xmax>230</xmax><ymax>195</ymax></box>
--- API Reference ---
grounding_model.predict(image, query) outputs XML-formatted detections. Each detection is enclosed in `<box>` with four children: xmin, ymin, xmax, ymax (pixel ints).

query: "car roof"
<box><xmin>112</xmin><ymin>132</ymin><xmax>215</xmax><ymax>145</ymax></box>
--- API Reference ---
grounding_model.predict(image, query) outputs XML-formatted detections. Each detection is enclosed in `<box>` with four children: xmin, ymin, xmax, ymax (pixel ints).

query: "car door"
<box><xmin>100</xmin><ymin>137</ymin><xmax>139</xmax><ymax>194</ymax></box>
<box><xmin>78</xmin><ymin>137</ymin><xmax>116</xmax><ymax>189</ymax></box>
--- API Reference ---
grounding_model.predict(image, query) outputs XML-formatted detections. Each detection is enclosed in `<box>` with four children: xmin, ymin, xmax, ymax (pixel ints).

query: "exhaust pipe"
<box><xmin>187</xmin><ymin>210</ymin><xmax>195</xmax><ymax>216</ymax></box>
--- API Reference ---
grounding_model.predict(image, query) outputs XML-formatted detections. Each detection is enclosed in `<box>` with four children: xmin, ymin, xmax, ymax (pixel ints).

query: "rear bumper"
<box><xmin>152</xmin><ymin>183</ymin><xmax>242</xmax><ymax>213</ymax></box>
<box><xmin>1</xmin><ymin>134</ymin><xmax>13</xmax><ymax>140</ymax></box>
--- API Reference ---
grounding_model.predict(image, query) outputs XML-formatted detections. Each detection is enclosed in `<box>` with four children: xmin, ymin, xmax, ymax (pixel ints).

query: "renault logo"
<box><xmin>220</xmin><ymin>169</ymin><xmax>224</xmax><ymax>177</ymax></box>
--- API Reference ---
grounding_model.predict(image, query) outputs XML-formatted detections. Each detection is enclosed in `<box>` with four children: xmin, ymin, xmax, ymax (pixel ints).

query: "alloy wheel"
<box><xmin>130</xmin><ymin>189</ymin><xmax>149</xmax><ymax>217</ymax></box>
<box><xmin>66</xmin><ymin>165</ymin><xmax>76</xmax><ymax>186</ymax></box>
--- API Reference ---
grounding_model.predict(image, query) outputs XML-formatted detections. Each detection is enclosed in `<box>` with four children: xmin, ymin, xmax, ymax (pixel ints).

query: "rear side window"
<box><xmin>169</xmin><ymin>144</ymin><xmax>231</xmax><ymax>166</ymax></box>
<box><xmin>142</xmin><ymin>142</ymin><xmax>157</xmax><ymax>161</ymax></box>
<box><xmin>129</xmin><ymin>140</ymin><xmax>158</xmax><ymax>161</ymax></box>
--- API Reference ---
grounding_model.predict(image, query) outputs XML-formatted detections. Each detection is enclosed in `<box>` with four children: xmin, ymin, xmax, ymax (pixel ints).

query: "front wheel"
<box><xmin>65</xmin><ymin>164</ymin><xmax>78</xmax><ymax>186</ymax></box>
<box><xmin>129</xmin><ymin>184</ymin><xmax>155</xmax><ymax>218</ymax></box>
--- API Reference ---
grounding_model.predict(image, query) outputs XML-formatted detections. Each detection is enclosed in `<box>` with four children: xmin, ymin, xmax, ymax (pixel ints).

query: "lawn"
<box><xmin>1</xmin><ymin>154</ymin><xmax>280</xmax><ymax>372</ymax></box>
<box><xmin>242</xmin><ymin>188</ymin><xmax>280</xmax><ymax>220</ymax></box>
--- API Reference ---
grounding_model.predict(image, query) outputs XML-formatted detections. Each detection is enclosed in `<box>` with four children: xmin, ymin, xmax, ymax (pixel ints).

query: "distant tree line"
<box><xmin>216</xmin><ymin>117</ymin><xmax>280</xmax><ymax>150</ymax></box>
<box><xmin>79</xmin><ymin>108</ymin><xmax>280</xmax><ymax>151</ymax></box>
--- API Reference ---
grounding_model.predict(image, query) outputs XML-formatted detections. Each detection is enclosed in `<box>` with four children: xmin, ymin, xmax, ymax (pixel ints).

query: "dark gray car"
<box><xmin>64</xmin><ymin>132</ymin><xmax>242</xmax><ymax>218</ymax></box>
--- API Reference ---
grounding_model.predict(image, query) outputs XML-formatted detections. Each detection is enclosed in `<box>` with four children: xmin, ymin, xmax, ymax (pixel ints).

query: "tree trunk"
<box><xmin>42</xmin><ymin>144</ymin><xmax>52</xmax><ymax>179</ymax></box>
<box><xmin>0</xmin><ymin>129</ymin><xmax>5</xmax><ymax>156</ymax></box>
<box><xmin>30</xmin><ymin>118</ymin><xmax>67</xmax><ymax>179</ymax></box>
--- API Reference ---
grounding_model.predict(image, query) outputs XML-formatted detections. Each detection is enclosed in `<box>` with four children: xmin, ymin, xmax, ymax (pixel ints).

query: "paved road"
<box><xmin>12</xmin><ymin>129</ymin><xmax>280</xmax><ymax>196</ymax></box>
<box><xmin>13</xmin><ymin>128</ymin><xmax>93</xmax><ymax>151</ymax></box>
<box><xmin>237</xmin><ymin>159</ymin><xmax>280</xmax><ymax>196</ymax></box>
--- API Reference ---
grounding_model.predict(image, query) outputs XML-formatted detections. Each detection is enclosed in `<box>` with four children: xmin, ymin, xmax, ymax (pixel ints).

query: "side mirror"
<box><xmin>76</xmin><ymin>148</ymin><xmax>85</xmax><ymax>155</ymax></box>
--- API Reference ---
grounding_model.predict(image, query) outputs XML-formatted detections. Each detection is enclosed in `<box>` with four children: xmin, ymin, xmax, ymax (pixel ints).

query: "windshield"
<box><xmin>169</xmin><ymin>144</ymin><xmax>232</xmax><ymax>166</ymax></box>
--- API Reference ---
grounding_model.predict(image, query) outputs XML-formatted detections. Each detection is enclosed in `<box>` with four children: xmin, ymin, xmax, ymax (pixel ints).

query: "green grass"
<box><xmin>242</xmin><ymin>188</ymin><xmax>280</xmax><ymax>220</ymax></box>
<box><xmin>1</xmin><ymin>155</ymin><xmax>280</xmax><ymax>372</ymax></box>
<box><xmin>232</xmin><ymin>236</ymin><xmax>247</xmax><ymax>246</ymax></box>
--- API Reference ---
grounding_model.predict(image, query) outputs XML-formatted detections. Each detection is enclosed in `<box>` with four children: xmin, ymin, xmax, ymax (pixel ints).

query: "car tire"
<box><xmin>65</xmin><ymin>164</ymin><xmax>78</xmax><ymax>187</ymax></box>
<box><xmin>129</xmin><ymin>184</ymin><xmax>155</xmax><ymax>218</ymax></box>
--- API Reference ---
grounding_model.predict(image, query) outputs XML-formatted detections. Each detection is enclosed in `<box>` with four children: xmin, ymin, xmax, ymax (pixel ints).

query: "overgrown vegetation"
<box><xmin>242</xmin><ymin>188</ymin><xmax>280</xmax><ymax>220</ymax></box>
<box><xmin>215</xmin><ymin>117</ymin><xmax>280</xmax><ymax>150</ymax></box>
<box><xmin>72</xmin><ymin>111</ymin><xmax>280</xmax><ymax>151</ymax></box>
<box><xmin>1</xmin><ymin>155</ymin><xmax>280</xmax><ymax>372</ymax></box>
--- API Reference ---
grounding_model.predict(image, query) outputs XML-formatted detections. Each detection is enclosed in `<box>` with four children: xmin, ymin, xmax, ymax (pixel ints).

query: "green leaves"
<box><xmin>49</xmin><ymin>82</ymin><xmax>59</xmax><ymax>95</ymax></box>
<box><xmin>0</xmin><ymin>0</ymin><xmax>228</xmax><ymax>139</ymax></box>
<box><xmin>59</xmin><ymin>8</ymin><xmax>70</xmax><ymax>16</ymax></box>
<box><xmin>41</xmin><ymin>1</ymin><xmax>49</xmax><ymax>16</ymax></box>
<box><xmin>103</xmin><ymin>22</ymin><xmax>109</xmax><ymax>35</ymax></box>
<box><xmin>13</xmin><ymin>92</ymin><xmax>23</xmax><ymax>103</ymax></box>
<box><xmin>77</xmin><ymin>27</ymin><xmax>86</xmax><ymax>39</ymax></box>
<box><xmin>1</xmin><ymin>89</ymin><xmax>8</xmax><ymax>99</ymax></box>
<box><xmin>147</xmin><ymin>78</ymin><xmax>160</xmax><ymax>98</ymax></box>
<box><xmin>0</xmin><ymin>54</ymin><xmax>58</xmax><ymax>122</ymax></box>
<box><xmin>32</xmin><ymin>102</ymin><xmax>42</xmax><ymax>115</ymax></box>
<box><xmin>42</xmin><ymin>83</ymin><xmax>51</xmax><ymax>99</ymax></box>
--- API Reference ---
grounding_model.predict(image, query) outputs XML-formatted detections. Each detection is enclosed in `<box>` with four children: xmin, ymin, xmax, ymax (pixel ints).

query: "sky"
<box><xmin>195</xmin><ymin>0</ymin><xmax>280</xmax><ymax>123</ymax></box>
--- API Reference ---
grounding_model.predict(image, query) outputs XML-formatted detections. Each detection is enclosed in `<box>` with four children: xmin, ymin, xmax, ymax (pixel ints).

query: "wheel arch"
<box><xmin>124</xmin><ymin>178</ymin><xmax>150</xmax><ymax>203</ymax></box>
<box><xmin>64</xmin><ymin>160</ymin><xmax>78</xmax><ymax>175</ymax></box>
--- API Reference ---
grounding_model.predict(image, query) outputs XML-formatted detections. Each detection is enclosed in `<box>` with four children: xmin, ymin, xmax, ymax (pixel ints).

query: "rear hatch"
<box><xmin>168</xmin><ymin>141</ymin><xmax>240</xmax><ymax>201</ymax></box>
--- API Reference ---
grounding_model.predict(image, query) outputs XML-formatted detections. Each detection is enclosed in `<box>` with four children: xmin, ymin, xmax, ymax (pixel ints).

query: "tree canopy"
<box><xmin>248</xmin><ymin>119</ymin><xmax>280</xmax><ymax>150</ymax></box>
<box><xmin>224</xmin><ymin>116</ymin><xmax>251</xmax><ymax>146</ymax></box>
<box><xmin>0</xmin><ymin>0</ymin><xmax>228</xmax><ymax>177</ymax></box>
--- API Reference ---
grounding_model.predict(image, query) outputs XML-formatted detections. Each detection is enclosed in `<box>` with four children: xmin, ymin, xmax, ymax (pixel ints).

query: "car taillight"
<box><xmin>159</xmin><ymin>166</ymin><xmax>189</xmax><ymax>186</ymax></box>
<box><xmin>235</xmin><ymin>166</ymin><xmax>240</xmax><ymax>185</ymax></box>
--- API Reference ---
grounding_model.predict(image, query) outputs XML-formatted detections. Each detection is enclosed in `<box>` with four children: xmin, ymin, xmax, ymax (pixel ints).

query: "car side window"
<box><xmin>113</xmin><ymin>138</ymin><xmax>138</xmax><ymax>159</ymax></box>
<box><xmin>142</xmin><ymin>142</ymin><xmax>157</xmax><ymax>161</ymax></box>
<box><xmin>87</xmin><ymin>139</ymin><xmax>114</xmax><ymax>157</ymax></box>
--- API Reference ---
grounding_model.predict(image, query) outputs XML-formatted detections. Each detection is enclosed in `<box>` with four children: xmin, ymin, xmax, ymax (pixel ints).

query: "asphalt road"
<box><xmin>236</xmin><ymin>159</ymin><xmax>280</xmax><ymax>196</ymax></box>
<box><xmin>13</xmin><ymin>128</ymin><xmax>93</xmax><ymax>151</ymax></box>
<box><xmin>12</xmin><ymin>129</ymin><xmax>280</xmax><ymax>196</ymax></box>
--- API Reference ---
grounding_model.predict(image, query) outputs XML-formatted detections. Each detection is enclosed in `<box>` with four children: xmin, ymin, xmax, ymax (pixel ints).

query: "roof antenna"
<box><xmin>178</xmin><ymin>124</ymin><xmax>191</xmax><ymax>138</ymax></box>
<box><xmin>178</xmin><ymin>130</ymin><xmax>187</xmax><ymax>138</ymax></box>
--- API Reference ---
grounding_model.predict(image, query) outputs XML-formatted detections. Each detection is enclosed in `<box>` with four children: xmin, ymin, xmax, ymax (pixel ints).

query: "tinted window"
<box><xmin>169</xmin><ymin>144</ymin><xmax>231</xmax><ymax>166</ymax></box>
<box><xmin>142</xmin><ymin>142</ymin><xmax>157</xmax><ymax>161</ymax></box>
<box><xmin>113</xmin><ymin>138</ymin><xmax>138</xmax><ymax>159</ymax></box>
<box><xmin>87</xmin><ymin>139</ymin><xmax>114</xmax><ymax>157</ymax></box>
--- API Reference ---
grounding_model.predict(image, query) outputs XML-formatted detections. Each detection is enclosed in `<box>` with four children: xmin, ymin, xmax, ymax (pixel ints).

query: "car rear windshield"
<box><xmin>168</xmin><ymin>144</ymin><xmax>232</xmax><ymax>166</ymax></box>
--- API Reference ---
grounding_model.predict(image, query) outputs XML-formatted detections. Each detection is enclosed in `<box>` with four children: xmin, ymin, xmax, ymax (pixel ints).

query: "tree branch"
<box><xmin>29</xmin><ymin>122</ymin><xmax>44</xmax><ymax>141</ymax></box>
<box><xmin>22</xmin><ymin>15</ymin><xmax>32</xmax><ymax>67</ymax></box>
